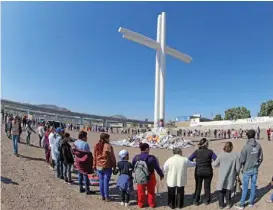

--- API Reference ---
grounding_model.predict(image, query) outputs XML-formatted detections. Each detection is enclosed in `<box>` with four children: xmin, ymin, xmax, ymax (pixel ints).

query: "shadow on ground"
<box><xmin>1</xmin><ymin>176</ymin><xmax>19</xmax><ymax>185</ymax></box>
<box><xmin>19</xmin><ymin>154</ymin><xmax>46</xmax><ymax>162</ymax></box>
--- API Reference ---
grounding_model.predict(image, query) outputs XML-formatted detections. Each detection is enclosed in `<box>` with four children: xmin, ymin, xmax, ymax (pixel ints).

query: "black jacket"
<box><xmin>60</xmin><ymin>142</ymin><xmax>74</xmax><ymax>164</ymax></box>
<box><xmin>189</xmin><ymin>147</ymin><xmax>217</xmax><ymax>176</ymax></box>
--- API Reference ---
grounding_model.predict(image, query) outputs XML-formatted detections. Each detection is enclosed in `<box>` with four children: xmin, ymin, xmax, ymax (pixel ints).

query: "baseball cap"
<box><xmin>119</xmin><ymin>149</ymin><xmax>129</xmax><ymax>160</ymax></box>
<box><xmin>56</xmin><ymin>127</ymin><xmax>64</xmax><ymax>133</ymax></box>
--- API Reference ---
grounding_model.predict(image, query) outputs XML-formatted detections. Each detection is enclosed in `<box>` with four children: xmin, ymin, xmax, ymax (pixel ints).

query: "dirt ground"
<box><xmin>1</xmin><ymin>128</ymin><xmax>273</xmax><ymax>210</ymax></box>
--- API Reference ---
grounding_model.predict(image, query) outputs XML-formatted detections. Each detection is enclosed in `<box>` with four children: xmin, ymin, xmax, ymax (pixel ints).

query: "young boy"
<box><xmin>114</xmin><ymin>149</ymin><xmax>134</xmax><ymax>207</ymax></box>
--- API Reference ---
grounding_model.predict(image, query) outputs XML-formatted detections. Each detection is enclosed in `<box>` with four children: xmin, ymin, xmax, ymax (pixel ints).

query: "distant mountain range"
<box><xmin>36</xmin><ymin>104</ymin><xmax>70</xmax><ymax>112</ymax></box>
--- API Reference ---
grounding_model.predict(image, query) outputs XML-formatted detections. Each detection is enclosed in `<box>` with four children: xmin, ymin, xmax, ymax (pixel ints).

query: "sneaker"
<box><xmin>59</xmin><ymin>176</ymin><xmax>64</xmax><ymax>180</ymax></box>
<box><xmin>120</xmin><ymin>202</ymin><xmax>125</xmax><ymax>206</ymax></box>
<box><xmin>64</xmin><ymin>178</ymin><xmax>68</xmax><ymax>183</ymax></box>
<box><xmin>125</xmin><ymin>203</ymin><xmax>129</xmax><ymax>207</ymax></box>
<box><xmin>234</xmin><ymin>204</ymin><xmax>244</xmax><ymax>209</ymax></box>
<box><xmin>79</xmin><ymin>188</ymin><xmax>85</xmax><ymax>193</ymax></box>
<box><xmin>226</xmin><ymin>205</ymin><xmax>232</xmax><ymax>209</ymax></box>
<box><xmin>248</xmin><ymin>204</ymin><xmax>254</xmax><ymax>207</ymax></box>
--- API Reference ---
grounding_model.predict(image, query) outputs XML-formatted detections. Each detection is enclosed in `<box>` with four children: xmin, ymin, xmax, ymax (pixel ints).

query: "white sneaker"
<box><xmin>248</xmin><ymin>204</ymin><xmax>254</xmax><ymax>207</ymax></box>
<box><xmin>125</xmin><ymin>203</ymin><xmax>129</xmax><ymax>207</ymax></box>
<box><xmin>120</xmin><ymin>202</ymin><xmax>125</xmax><ymax>206</ymax></box>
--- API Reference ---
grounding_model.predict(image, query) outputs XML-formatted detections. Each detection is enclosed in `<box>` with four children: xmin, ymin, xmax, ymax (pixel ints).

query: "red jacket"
<box><xmin>73</xmin><ymin>144</ymin><xmax>94</xmax><ymax>175</ymax></box>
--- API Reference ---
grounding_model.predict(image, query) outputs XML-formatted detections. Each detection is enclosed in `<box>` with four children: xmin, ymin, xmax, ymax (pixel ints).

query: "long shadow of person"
<box><xmin>19</xmin><ymin>154</ymin><xmax>46</xmax><ymax>162</ymax></box>
<box><xmin>155</xmin><ymin>190</ymin><xmax>219</xmax><ymax>208</ymax></box>
<box><xmin>19</xmin><ymin>141</ymin><xmax>41</xmax><ymax>149</ymax></box>
<box><xmin>1</xmin><ymin>176</ymin><xmax>19</xmax><ymax>185</ymax></box>
<box><xmin>232</xmin><ymin>183</ymin><xmax>272</xmax><ymax>205</ymax></box>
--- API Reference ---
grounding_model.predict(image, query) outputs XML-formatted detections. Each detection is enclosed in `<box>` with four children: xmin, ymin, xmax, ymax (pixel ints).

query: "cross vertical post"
<box><xmin>159</xmin><ymin>12</ymin><xmax>166</xmax><ymax>122</ymax></box>
<box><xmin>154</xmin><ymin>15</ymin><xmax>161</xmax><ymax>127</ymax></box>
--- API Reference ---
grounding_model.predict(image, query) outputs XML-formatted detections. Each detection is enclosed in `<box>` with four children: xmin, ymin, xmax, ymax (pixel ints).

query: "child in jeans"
<box><xmin>60</xmin><ymin>133</ymin><xmax>74</xmax><ymax>183</ymax></box>
<box><xmin>266</xmin><ymin>176</ymin><xmax>273</xmax><ymax>203</ymax></box>
<box><xmin>114</xmin><ymin>149</ymin><xmax>134</xmax><ymax>207</ymax></box>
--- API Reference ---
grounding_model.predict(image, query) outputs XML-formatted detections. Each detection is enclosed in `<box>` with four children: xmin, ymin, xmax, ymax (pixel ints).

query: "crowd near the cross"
<box><xmin>2</xmin><ymin>112</ymin><xmax>273</xmax><ymax>210</ymax></box>
<box><xmin>177</xmin><ymin>127</ymin><xmax>273</xmax><ymax>141</ymax></box>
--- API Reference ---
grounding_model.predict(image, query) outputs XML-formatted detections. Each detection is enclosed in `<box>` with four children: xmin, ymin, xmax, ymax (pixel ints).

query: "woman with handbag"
<box><xmin>212</xmin><ymin>142</ymin><xmax>240</xmax><ymax>209</ymax></box>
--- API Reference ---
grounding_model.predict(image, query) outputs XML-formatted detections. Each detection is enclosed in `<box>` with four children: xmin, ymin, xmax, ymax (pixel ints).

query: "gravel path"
<box><xmin>1</xmin><ymin>128</ymin><xmax>272</xmax><ymax>210</ymax></box>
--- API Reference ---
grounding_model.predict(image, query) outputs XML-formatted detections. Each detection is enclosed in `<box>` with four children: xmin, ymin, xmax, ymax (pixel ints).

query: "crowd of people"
<box><xmin>3</xmin><ymin>112</ymin><xmax>273</xmax><ymax>209</ymax></box>
<box><xmin>177</xmin><ymin>127</ymin><xmax>273</xmax><ymax>141</ymax></box>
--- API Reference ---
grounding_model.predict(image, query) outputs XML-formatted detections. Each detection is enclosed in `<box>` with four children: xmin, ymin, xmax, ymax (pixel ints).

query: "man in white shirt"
<box><xmin>49</xmin><ymin>126</ymin><xmax>56</xmax><ymax>169</ymax></box>
<box><xmin>37</xmin><ymin>123</ymin><xmax>45</xmax><ymax>147</ymax></box>
<box><xmin>163</xmin><ymin>148</ymin><xmax>196</xmax><ymax>209</ymax></box>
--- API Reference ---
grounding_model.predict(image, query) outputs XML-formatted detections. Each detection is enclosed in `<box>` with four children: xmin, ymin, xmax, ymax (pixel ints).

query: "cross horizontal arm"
<box><xmin>122</xmin><ymin>33</ymin><xmax>159</xmax><ymax>50</ymax></box>
<box><xmin>119</xmin><ymin>27</ymin><xmax>159</xmax><ymax>49</ymax></box>
<box><xmin>119</xmin><ymin>27</ymin><xmax>192</xmax><ymax>63</ymax></box>
<box><xmin>166</xmin><ymin>47</ymin><xmax>192</xmax><ymax>63</ymax></box>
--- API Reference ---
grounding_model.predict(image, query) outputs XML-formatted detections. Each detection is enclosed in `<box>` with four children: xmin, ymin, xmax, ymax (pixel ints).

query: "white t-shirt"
<box><xmin>37</xmin><ymin>126</ymin><xmax>45</xmax><ymax>137</ymax></box>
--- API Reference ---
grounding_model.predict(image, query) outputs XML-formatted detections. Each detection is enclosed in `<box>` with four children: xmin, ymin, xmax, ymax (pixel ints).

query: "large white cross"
<box><xmin>118</xmin><ymin>12</ymin><xmax>192</xmax><ymax>127</ymax></box>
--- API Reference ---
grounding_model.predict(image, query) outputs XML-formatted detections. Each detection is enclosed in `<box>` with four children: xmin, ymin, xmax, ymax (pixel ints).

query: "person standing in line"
<box><xmin>53</xmin><ymin>128</ymin><xmax>64</xmax><ymax>179</ymax></box>
<box><xmin>212</xmin><ymin>142</ymin><xmax>240</xmax><ymax>209</ymax></box>
<box><xmin>235</xmin><ymin>130</ymin><xmax>263</xmax><ymax>209</ymax></box>
<box><xmin>49</xmin><ymin>126</ymin><xmax>56</xmax><ymax>169</ymax></box>
<box><xmin>113</xmin><ymin>149</ymin><xmax>134</xmax><ymax>207</ymax></box>
<box><xmin>11</xmin><ymin>117</ymin><xmax>20</xmax><ymax>156</ymax></box>
<box><xmin>93</xmin><ymin>133</ymin><xmax>117</xmax><ymax>201</ymax></box>
<box><xmin>44</xmin><ymin>126</ymin><xmax>51</xmax><ymax>164</ymax></box>
<box><xmin>18</xmin><ymin>117</ymin><xmax>22</xmax><ymax>143</ymax></box>
<box><xmin>256</xmin><ymin>127</ymin><xmax>260</xmax><ymax>140</ymax></box>
<box><xmin>73</xmin><ymin>131</ymin><xmax>95</xmax><ymax>195</ymax></box>
<box><xmin>214</xmin><ymin>129</ymin><xmax>217</xmax><ymax>138</ymax></box>
<box><xmin>8</xmin><ymin>116</ymin><xmax>13</xmax><ymax>139</ymax></box>
<box><xmin>132</xmin><ymin>143</ymin><xmax>164</xmax><ymax>208</ymax></box>
<box><xmin>37</xmin><ymin>123</ymin><xmax>45</xmax><ymax>147</ymax></box>
<box><xmin>188</xmin><ymin>138</ymin><xmax>217</xmax><ymax>206</ymax></box>
<box><xmin>25</xmin><ymin>121</ymin><xmax>36</xmax><ymax>146</ymax></box>
<box><xmin>227</xmin><ymin>129</ymin><xmax>231</xmax><ymax>139</ymax></box>
<box><xmin>267</xmin><ymin>128</ymin><xmax>271</xmax><ymax>141</ymax></box>
<box><xmin>163</xmin><ymin>148</ymin><xmax>196</xmax><ymax>209</ymax></box>
<box><xmin>4</xmin><ymin>114</ymin><xmax>9</xmax><ymax>136</ymax></box>
<box><xmin>60</xmin><ymin>133</ymin><xmax>74</xmax><ymax>184</ymax></box>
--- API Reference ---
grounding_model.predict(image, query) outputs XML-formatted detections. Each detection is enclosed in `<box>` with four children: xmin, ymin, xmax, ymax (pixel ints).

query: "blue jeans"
<box><xmin>56</xmin><ymin>159</ymin><xmax>63</xmax><ymax>178</ymax></box>
<box><xmin>78</xmin><ymin>171</ymin><xmax>90</xmax><ymax>191</ymax></box>
<box><xmin>12</xmin><ymin>135</ymin><xmax>19</xmax><ymax>154</ymax></box>
<box><xmin>240</xmin><ymin>169</ymin><xmax>258</xmax><ymax>206</ymax></box>
<box><xmin>98</xmin><ymin>168</ymin><xmax>112</xmax><ymax>199</ymax></box>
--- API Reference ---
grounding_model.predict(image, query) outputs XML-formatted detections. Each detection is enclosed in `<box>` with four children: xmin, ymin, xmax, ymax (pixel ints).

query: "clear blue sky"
<box><xmin>2</xmin><ymin>2</ymin><xmax>273</xmax><ymax>121</ymax></box>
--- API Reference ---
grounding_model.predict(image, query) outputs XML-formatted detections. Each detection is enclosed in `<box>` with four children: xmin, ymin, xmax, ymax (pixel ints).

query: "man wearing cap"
<box><xmin>52</xmin><ymin>127</ymin><xmax>64</xmax><ymax>179</ymax></box>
